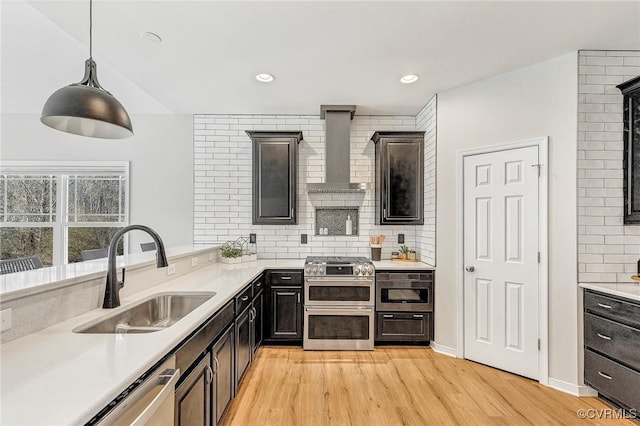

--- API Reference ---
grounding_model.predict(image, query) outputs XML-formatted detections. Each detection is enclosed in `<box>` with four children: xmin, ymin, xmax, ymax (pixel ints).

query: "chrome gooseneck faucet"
<box><xmin>103</xmin><ymin>225</ymin><xmax>168</xmax><ymax>309</ymax></box>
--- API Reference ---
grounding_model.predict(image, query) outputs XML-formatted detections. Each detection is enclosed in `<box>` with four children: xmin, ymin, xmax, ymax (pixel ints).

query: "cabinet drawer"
<box><xmin>585</xmin><ymin>291</ymin><xmax>640</xmax><ymax>329</ymax></box>
<box><xmin>585</xmin><ymin>349</ymin><xmax>640</xmax><ymax>411</ymax></box>
<box><xmin>175</xmin><ymin>300</ymin><xmax>234</xmax><ymax>379</ymax></box>
<box><xmin>268</xmin><ymin>270</ymin><xmax>303</xmax><ymax>286</ymax></box>
<box><xmin>252</xmin><ymin>275</ymin><xmax>265</xmax><ymax>295</ymax></box>
<box><xmin>376</xmin><ymin>312</ymin><xmax>432</xmax><ymax>342</ymax></box>
<box><xmin>235</xmin><ymin>284</ymin><xmax>253</xmax><ymax>314</ymax></box>
<box><xmin>584</xmin><ymin>313</ymin><xmax>640</xmax><ymax>371</ymax></box>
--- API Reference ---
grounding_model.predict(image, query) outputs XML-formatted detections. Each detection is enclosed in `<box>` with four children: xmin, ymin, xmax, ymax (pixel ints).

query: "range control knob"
<box><xmin>366</xmin><ymin>265</ymin><xmax>374</xmax><ymax>275</ymax></box>
<box><xmin>354</xmin><ymin>265</ymin><xmax>362</xmax><ymax>275</ymax></box>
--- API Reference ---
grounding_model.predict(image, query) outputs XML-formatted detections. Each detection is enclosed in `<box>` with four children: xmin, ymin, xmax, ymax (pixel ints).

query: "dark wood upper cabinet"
<box><xmin>246</xmin><ymin>131</ymin><xmax>302</xmax><ymax>225</ymax></box>
<box><xmin>371</xmin><ymin>131</ymin><xmax>425</xmax><ymax>225</ymax></box>
<box><xmin>617</xmin><ymin>75</ymin><xmax>640</xmax><ymax>224</ymax></box>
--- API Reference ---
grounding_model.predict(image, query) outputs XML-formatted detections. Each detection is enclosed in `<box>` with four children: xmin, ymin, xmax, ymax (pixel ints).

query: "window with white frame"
<box><xmin>0</xmin><ymin>161</ymin><xmax>129</xmax><ymax>266</ymax></box>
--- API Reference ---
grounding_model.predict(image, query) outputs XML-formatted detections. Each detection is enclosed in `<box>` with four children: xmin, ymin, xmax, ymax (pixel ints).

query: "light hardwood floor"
<box><xmin>221</xmin><ymin>347</ymin><xmax>634</xmax><ymax>426</ymax></box>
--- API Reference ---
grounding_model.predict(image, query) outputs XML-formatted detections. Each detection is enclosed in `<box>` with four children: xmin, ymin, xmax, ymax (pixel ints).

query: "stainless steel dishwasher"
<box><xmin>94</xmin><ymin>355</ymin><xmax>179</xmax><ymax>426</ymax></box>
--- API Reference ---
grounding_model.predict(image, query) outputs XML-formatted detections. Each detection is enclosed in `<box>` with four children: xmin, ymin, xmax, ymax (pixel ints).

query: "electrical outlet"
<box><xmin>191</xmin><ymin>257</ymin><xmax>198</xmax><ymax>267</ymax></box>
<box><xmin>209</xmin><ymin>252</ymin><xmax>215</xmax><ymax>261</ymax></box>
<box><xmin>301</xmin><ymin>234</ymin><xmax>307</xmax><ymax>244</ymax></box>
<box><xmin>1</xmin><ymin>308</ymin><xmax>13</xmax><ymax>332</ymax></box>
<box><xmin>249</xmin><ymin>233</ymin><xmax>257</xmax><ymax>244</ymax></box>
<box><xmin>398</xmin><ymin>234</ymin><xmax>405</xmax><ymax>244</ymax></box>
<box><xmin>166</xmin><ymin>264</ymin><xmax>176</xmax><ymax>276</ymax></box>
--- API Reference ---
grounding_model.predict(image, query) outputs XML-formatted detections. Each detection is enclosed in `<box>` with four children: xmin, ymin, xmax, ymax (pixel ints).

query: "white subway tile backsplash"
<box><xmin>193</xmin><ymin>111</ymin><xmax>433</xmax><ymax>261</ymax></box>
<box><xmin>578</xmin><ymin>51</ymin><xmax>640</xmax><ymax>282</ymax></box>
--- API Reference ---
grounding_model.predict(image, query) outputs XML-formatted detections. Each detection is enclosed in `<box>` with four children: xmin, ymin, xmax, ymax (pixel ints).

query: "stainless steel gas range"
<box><xmin>303</xmin><ymin>256</ymin><xmax>375</xmax><ymax>350</ymax></box>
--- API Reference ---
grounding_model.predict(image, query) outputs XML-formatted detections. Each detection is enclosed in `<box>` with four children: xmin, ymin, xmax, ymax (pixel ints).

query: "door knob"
<box><xmin>465</xmin><ymin>266</ymin><xmax>475</xmax><ymax>272</ymax></box>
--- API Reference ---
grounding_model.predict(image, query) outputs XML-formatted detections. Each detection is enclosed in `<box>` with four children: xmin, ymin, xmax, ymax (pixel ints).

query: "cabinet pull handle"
<box><xmin>213</xmin><ymin>357</ymin><xmax>220</xmax><ymax>375</ymax></box>
<box><xmin>383</xmin><ymin>208</ymin><xmax>387</xmax><ymax>219</ymax></box>
<box><xmin>281</xmin><ymin>276</ymin><xmax>292</xmax><ymax>280</ymax></box>
<box><xmin>597</xmin><ymin>303</ymin><xmax>612</xmax><ymax>309</ymax></box>
<box><xmin>597</xmin><ymin>333</ymin><xmax>612</xmax><ymax>340</ymax></box>
<box><xmin>413</xmin><ymin>314</ymin><xmax>424</xmax><ymax>318</ymax></box>
<box><xmin>383</xmin><ymin>314</ymin><xmax>394</xmax><ymax>318</ymax></box>
<box><xmin>291</xmin><ymin>207</ymin><xmax>294</xmax><ymax>218</ymax></box>
<box><xmin>206</xmin><ymin>365</ymin><xmax>214</xmax><ymax>384</ymax></box>
<box><xmin>297</xmin><ymin>293</ymin><xmax>301</xmax><ymax>304</ymax></box>
<box><xmin>240</xmin><ymin>296</ymin><xmax>249</xmax><ymax>301</ymax></box>
<box><xmin>256</xmin><ymin>282</ymin><xmax>262</xmax><ymax>287</ymax></box>
<box><xmin>597</xmin><ymin>371</ymin><xmax>613</xmax><ymax>380</ymax></box>
<box><xmin>279</xmin><ymin>292</ymin><xmax>295</xmax><ymax>296</ymax></box>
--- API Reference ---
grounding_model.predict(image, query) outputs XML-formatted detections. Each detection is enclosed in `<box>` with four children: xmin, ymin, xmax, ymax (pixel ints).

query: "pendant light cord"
<box><xmin>89</xmin><ymin>0</ymin><xmax>93</xmax><ymax>59</ymax></box>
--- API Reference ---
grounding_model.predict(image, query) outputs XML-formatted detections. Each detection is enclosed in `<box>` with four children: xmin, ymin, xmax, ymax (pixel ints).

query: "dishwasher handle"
<box><xmin>129</xmin><ymin>367</ymin><xmax>180</xmax><ymax>426</ymax></box>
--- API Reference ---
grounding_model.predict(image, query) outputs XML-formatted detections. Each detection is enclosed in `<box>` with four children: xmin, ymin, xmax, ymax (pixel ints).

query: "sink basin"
<box><xmin>74</xmin><ymin>292</ymin><xmax>216</xmax><ymax>334</ymax></box>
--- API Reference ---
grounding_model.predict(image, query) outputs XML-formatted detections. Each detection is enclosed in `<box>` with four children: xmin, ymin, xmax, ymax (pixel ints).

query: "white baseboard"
<box><xmin>548</xmin><ymin>378</ymin><xmax>598</xmax><ymax>397</ymax></box>
<box><xmin>431</xmin><ymin>342</ymin><xmax>457</xmax><ymax>358</ymax></box>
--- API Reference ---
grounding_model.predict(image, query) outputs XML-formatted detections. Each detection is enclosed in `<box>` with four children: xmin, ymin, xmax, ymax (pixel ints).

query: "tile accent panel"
<box><xmin>193</xmin><ymin>114</ymin><xmax>423</xmax><ymax>260</ymax></box>
<box><xmin>577</xmin><ymin>50</ymin><xmax>640</xmax><ymax>282</ymax></box>
<box><xmin>416</xmin><ymin>95</ymin><xmax>437</xmax><ymax>265</ymax></box>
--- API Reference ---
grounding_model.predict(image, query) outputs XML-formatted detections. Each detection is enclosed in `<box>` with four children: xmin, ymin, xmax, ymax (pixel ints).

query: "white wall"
<box><xmin>435</xmin><ymin>53</ymin><xmax>579</xmax><ymax>385</ymax></box>
<box><xmin>577</xmin><ymin>50</ymin><xmax>640</xmax><ymax>282</ymax></box>
<box><xmin>193</xmin><ymin>114</ymin><xmax>423</xmax><ymax>259</ymax></box>
<box><xmin>0</xmin><ymin>113</ymin><xmax>194</xmax><ymax>250</ymax></box>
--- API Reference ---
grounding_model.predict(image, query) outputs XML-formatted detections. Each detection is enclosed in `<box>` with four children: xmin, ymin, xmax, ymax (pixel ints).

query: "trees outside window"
<box><xmin>0</xmin><ymin>162</ymin><xmax>128</xmax><ymax>267</ymax></box>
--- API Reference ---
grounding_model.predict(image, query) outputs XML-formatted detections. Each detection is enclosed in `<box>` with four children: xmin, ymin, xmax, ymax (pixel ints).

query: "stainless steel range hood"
<box><xmin>307</xmin><ymin>105</ymin><xmax>367</xmax><ymax>193</ymax></box>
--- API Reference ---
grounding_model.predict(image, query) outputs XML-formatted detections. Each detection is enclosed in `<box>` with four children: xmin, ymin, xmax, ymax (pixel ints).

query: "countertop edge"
<box><xmin>579</xmin><ymin>282</ymin><xmax>640</xmax><ymax>303</ymax></box>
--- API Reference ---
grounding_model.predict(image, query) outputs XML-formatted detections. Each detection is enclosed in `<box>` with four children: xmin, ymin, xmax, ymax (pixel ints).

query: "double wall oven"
<box><xmin>303</xmin><ymin>257</ymin><xmax>375</xmax><ymax>350</ymax></box>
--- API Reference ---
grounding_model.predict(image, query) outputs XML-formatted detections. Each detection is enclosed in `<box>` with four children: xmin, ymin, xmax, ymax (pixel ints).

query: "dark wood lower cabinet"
<box><xmin>584</xmin><ymin>289</ymin><xmax>640</xmax><ymax>413</ymax></box>
<box><xmin>376</xmin><ymin>312</ymin><xmax>432</xmax><ymax>342</ymax></box>
<box><xmin>211</xmin><ymin>325</ymin><xmax>234</xmax><ymax>425</ymax></box>
<box><xmin>175</xmin><ymin>354</ymin><xmax>211</xmax><ymax>426</ymax></box>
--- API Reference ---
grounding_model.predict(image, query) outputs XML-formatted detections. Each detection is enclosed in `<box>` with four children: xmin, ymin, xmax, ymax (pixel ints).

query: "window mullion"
<box><xmin>59</xmin><ymin>174</ymin><xmax>68</xmax><ymax>265</ymax></box>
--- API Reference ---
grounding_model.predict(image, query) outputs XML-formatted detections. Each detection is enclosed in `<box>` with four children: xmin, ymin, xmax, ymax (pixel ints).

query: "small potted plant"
<box><xmin>221</xmin><ymin>247</ymin><xmax>243</xmax><ymax>264</ymax></box>
<box><xmin>400</xmin><ymin>245</ymin><xmax>410</xmax><ymax>260</ymax></box>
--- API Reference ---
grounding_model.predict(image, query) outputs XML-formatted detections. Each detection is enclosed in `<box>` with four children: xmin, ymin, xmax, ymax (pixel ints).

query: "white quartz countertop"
<box><xmin>579</xmin><ymin>281</ymin><xmax>640</xmax><ymax>302</ymax></box>
<box><xmin>0</xmin><ymin>256</ymin><xmax>432</xmax><ymax>425</ymax></box>
<box><xmin>373</xmin><ymin>260</ymin><xmax>435</xmax><ymax>270</ymax></box>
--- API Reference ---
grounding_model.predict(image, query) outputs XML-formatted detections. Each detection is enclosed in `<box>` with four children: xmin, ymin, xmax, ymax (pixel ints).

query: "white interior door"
<box><xmin>463</xmin><ymin>145</ymin><xmax>539</xmax><ymax>380</ymax></box>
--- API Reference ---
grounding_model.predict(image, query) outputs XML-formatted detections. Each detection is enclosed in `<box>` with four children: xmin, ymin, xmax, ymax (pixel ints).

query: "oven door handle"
<box><xmin>305</xmin><ymin>279</ymin><xmax>374</xmax><ymax>286</ymax></box>
<box><xmin>305</xmin><ymin>306</ymin><xmax>374</xmax><ymax>314</ymax></box>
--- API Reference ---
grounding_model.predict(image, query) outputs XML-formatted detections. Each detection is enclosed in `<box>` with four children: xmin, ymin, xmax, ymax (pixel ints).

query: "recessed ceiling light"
<box><xmin>140</xmin><ymin>32</ymin><xmax>162</xmax><ymax>44</ymax></box>
<box><xmin>400</xmin><ymin>74</ymin><xmax>419</xmax><ymax>84</ymax></box>
<box><xmin>256</xmin><ymin>73</ymin><xmax>275</xmax><ymax>83</ymax></box>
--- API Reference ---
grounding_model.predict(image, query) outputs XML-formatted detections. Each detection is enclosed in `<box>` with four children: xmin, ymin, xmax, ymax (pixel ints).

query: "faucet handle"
<box><xmin>119</xmin><ymin>267</ymin><xmax>126</xmax><ymax>288</ymax></box>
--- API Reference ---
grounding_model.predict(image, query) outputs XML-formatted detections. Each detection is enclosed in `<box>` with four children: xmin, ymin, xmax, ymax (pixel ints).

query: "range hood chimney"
<box><xmin>307</xmin><ymin>105</ymin><xmax>367</xmax><ymax>193</ymax></box>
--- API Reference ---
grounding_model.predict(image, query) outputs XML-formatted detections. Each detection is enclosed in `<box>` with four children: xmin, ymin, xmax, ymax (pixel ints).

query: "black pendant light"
<box><xmin>41</xmin><ymin>0</ymin><xmax>133</xmax><ymax>139</ymax></box>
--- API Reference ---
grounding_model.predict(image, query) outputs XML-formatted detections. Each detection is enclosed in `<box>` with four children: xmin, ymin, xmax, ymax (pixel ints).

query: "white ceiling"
<box><xmin>3</xmin><ymin>1</ymin><xmax>640</xmax><ymax>115</ymax></box>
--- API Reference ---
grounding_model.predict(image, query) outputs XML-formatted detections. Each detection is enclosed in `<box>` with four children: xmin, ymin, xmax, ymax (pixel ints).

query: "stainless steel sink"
<box><xmin>74</xmin><ymin>292</ymin><xmax>216</xmax><ymax>334</ymax></box>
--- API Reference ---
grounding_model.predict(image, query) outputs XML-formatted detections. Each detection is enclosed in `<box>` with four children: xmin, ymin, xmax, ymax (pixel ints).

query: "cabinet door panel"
<box><xmin>270</xmin><ymin>288</ymin><xmax>302</xmax><ymax>339</ymax></box>
<box><xmin>248</xmin><ymin>131</ymin><xmax>302</xmax><ymax>225</ymax></box>
<box><xmin>175</xmin><ymin>354</ymin><xmax>211</xmax><ymax>426</ymax></box>
<box><xmin>212</xmin><ymin>326</ymin><xmax>234</xmax><ymax>425</ymax></box>
<box><xmin>258</xmin><ymin>142</ymin><xmax>291</xmax><ymax>218</ymax></box>
<box><xmin>386</xmin><ymin>142</ymin><xmax>421</xmax><ymax>219</ymax></box>
<box><xmin>235</xmin><ymin>307</ymin><xmax>252</xmax><ymax>388</ymax></box>
<box><xmin>254</xmin><ymin>291</ymin><xmax>264</xmax><ymax>352</ymax></box>
<box><xmin>372</xmin><ymin>132</ymin><xmax>424</xmax><ymax>225</ymax></box>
